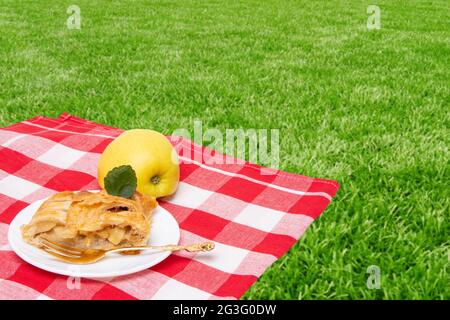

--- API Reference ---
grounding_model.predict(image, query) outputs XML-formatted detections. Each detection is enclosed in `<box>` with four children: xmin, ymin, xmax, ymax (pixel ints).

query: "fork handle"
<box><xmin>108</xmin><ymin>241</ymin><xmax>215</xmax><ymax>254</ymax></box>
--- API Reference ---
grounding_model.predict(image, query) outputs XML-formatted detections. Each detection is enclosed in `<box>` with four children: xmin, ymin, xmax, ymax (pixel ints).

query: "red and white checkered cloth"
<box><xmin>0</xmin><ymin>113</ymin><xmax>339</xmax><ymax>300</ymax></box>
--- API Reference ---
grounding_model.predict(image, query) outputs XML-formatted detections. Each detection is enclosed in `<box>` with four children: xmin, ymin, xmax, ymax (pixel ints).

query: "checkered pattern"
<box><xmin>0</xmin><ymin>113</ymin><xmax>339</xmax><ymax>300</ymax></box>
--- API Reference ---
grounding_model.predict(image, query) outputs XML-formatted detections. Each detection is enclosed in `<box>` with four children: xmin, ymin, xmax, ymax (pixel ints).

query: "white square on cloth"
<box><xmin>233</xmin><ymin>203</ymin><xmax>285</xmax><ymax>232</ymax></box>
<box><xmin>193</xmin><ymin>241</ymin><xmax>249</xmax><ymax>274</ymax></box>
<box><xmin>152</xmin><ymin>279</ymin><xmax>211</xmax><ymax>300</ymax></box>
<box><xmin>164</xmin><ymin>182</ymin><xmax>213</xmax><ymax>209</ymax></box>
<box><xmin>37</xmin><ymin>144</ymin><xmax>86</xmax><ymax>169</ymax></box>
<box><xmin>0</xmin><ymin>175</ymin><xmax>41</xmax><ymax>199</ymax></box>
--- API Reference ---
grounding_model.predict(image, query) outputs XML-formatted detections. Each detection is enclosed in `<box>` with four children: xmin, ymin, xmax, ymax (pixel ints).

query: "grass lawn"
<box><xmin>0</xmin><ymin>0</ymin><xmax>448</xmax><ymax>299</ymax></box>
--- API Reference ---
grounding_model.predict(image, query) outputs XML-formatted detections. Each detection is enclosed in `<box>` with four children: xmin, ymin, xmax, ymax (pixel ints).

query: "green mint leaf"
<box><xmin>104</xmin><ymin>165</ymin><xmax>137</xmax><ymax>199</ymax></box>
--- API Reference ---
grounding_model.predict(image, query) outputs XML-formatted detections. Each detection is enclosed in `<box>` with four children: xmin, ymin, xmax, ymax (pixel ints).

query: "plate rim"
<box><xmin>7</xmin><ymin>191</ymin><xmax>180</xmax><ymax>278</ymax></box>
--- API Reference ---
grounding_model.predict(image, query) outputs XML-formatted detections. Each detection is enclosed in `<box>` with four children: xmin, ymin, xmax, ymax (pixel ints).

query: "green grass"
<box><xmin>0</xmin><ymin>0</ymin><xmax>449</xmax><ymax>299</ymax></box>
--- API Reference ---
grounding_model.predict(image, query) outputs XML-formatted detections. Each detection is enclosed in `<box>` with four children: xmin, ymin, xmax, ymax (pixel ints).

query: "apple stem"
<box><xmin>151</xmin><ymin>175</ymin><xmax>160</xmax><ymax>185</ymax></box>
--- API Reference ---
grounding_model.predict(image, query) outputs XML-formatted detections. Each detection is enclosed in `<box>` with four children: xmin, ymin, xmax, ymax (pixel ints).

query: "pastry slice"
<box><xmin>21</xmin><ymin>190</ymin><xmax>157</xmax><ymax>250</ymax></box>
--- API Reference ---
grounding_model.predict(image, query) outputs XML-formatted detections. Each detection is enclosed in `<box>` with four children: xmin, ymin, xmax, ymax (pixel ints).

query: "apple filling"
<box><xmin>40</xmin><ymin>224</ymin><xmax>144</xmax><ymax>249</ymax></box>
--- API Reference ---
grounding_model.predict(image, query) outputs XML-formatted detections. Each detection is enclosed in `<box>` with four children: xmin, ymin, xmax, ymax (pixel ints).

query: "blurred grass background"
<box><xmin>0</xmin><ymin>0</ymin><xmax>448</xmax><ymax>299</ymax></box>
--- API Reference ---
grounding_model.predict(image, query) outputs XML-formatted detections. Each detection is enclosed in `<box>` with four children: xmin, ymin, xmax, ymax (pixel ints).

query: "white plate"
<box><xmin>8</xmin><ymin>193</ymin><xmax>180</xmax><ymax>278</ymax></box>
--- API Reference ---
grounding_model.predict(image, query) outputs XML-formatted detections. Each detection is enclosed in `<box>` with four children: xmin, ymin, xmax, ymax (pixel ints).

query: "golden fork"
<box><xmin>38</xmin><ymin>238</ymin><xmax>215</xmax><ymax>264</ymax></box>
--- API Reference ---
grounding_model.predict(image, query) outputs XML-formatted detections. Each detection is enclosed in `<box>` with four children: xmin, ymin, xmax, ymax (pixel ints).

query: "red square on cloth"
<box><xmin>180</xmin><ymin>209</ymin><xmax>230</xmax><ymax>239</ymax></box>
<box><xmin>32</xmin><ymin>130</ymin><xmax>69</xmax><ymax>143</ymax></box>
<box><xmin>217</xmin><ymin>176</ymin><xmax>267</xmax><ymax>202</ymax></box>
<box><xmin>89</xmin><ymin>138</ymin><xmax>114</xmax><ymax>154</ymax></box>
<box><xmin>151</xmin><ymin>255</ymin><xmax>192</xmax><ymax>278</ymax></box>
<box><xmin>91</xmin><ymin>284</ymin><xmax>138</xmax><ymax>300</ymax></box>
<box><xmin>3</xmin><ymin>122</ymin><xmax>44</xmax><ymax>135</ymax></box>
<box><xmin>0</xmin><ymin>194</ymin><xmax>18</xmax><ymax>216</ymax></box>
<box><xmin>0</xmin><ymin>198</ymin><xmax>29</xmax><ymax>224</ymax></box>
<box><xmin>0</xmin><ymin>147</ymin><xmax>33</xmax><ymax>174</ymax></box>
<box><xmin>179</xmin><ymin>163</ymin><xmax>200</xmax><ymax>181</ymax></box>
<box><xmin>0</xmin><ymin>114</ymin><xmax>339</xmax><ymax>300</ymax></box>
<box><xmin>288</xmin><ymin>195</ymin><xmax>331</xmax><ymax>219</ymax></box>
<box><xmin>253</xmin><ymin>233</ymin><xmax>297</xmax><ymax>257</ymax></box>
<box><xmin>8</xmin><ymin>264</ymin><xmax>56</xmax><ymax>293</ymax></box>
<box><xmin>44</xmin><ymin>170</ymin><xmax>96</xmax><ymax>191</ymax></box>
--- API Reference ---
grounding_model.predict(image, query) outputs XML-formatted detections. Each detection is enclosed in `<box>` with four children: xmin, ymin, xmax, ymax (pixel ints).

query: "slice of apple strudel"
<box><xmin>21</xmin><ymin>190</ymin><xmax>157</xmax><ymax>250</ymax></box>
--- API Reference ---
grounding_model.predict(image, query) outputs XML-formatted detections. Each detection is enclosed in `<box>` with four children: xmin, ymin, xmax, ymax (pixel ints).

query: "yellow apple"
<box><xmin>98</xmin><ymin>129</ymin><xmax>180</xmax><ymax>198</ymax></box>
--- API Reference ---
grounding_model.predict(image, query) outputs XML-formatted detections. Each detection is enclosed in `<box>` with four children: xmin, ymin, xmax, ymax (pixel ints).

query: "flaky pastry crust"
<box><xmin>21</xmin><ymin>190</ymin><xmax>157</xmax><ymax>250</ymax></box>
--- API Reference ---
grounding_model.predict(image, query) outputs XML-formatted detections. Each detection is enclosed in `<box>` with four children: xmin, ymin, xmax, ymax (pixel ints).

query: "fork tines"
<box><xmin>39</xmin><ymin>238</ymin><xmax>83</xmax><ymax>258</ymax></box>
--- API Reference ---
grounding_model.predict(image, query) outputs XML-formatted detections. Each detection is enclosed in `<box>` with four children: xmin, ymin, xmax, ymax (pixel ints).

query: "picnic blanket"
<box><xmin>0</xmin><ymin>113</ymin><xmax>339</xmax><ymax>300</ymax></box>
